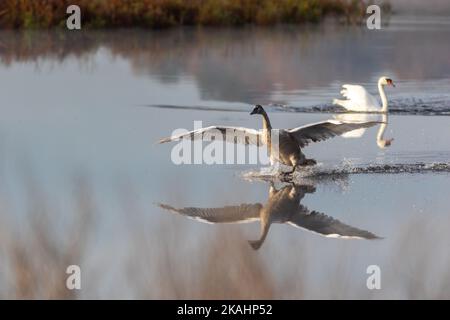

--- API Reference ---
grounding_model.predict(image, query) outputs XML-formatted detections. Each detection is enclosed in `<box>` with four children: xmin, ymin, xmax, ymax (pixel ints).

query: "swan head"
<box><xmin>379</xmin><ymin>76</ymin><xmax>396</xmax><ymax>87</ymax></box>
<box><xmin>250</xmin><ymin>104</ymin><xmax>265</xmax><ymax>115</ymax></box>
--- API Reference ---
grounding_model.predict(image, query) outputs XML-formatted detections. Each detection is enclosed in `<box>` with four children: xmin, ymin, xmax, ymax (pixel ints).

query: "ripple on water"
<box><xmin>242</xmin><ymin>162</ymin><xmax>450</xmax><ymax>183</ymax></box>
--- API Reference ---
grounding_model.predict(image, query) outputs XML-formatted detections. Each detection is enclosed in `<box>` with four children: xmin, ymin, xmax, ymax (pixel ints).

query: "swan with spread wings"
<box><xmin>159</xmin><ymin>105</ymin><xmax>379</xmax><ymax>175</ymax></box>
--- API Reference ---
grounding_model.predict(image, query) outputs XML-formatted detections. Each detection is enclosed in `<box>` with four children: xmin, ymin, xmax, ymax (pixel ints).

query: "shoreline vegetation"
<box><xmin>0</xmin><ymin>0</ymin><xmax>390</xmax><ymax>29</ymax></box>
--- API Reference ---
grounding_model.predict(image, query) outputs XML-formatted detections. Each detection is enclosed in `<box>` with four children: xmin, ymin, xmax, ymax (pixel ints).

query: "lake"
<box><xmin>0</xmin><ymin>15</ymin><xmax>449</xmax><ymax>298</ymax></box>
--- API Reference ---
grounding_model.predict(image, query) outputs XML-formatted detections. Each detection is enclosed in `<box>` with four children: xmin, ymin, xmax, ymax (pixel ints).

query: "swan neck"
<box><xmin>261</xmin><ymin>111</ymin><xmax>272</xmax><ymax>130</ymax></box>
<box><xmin>377</xmin><ymin>114</ymin><xmax>388</xmax><ymax>141</ymax></box>
<box><xmin>377</xmin><ymin>122</ymin><xmax>387</xmax><ymax>141</ymax></box>
<box><xmin>252</xmin><ymin>210</ymin><xmax>271</xmax><ymax>250</ymax></box>
<box><xmin>378</xmin><ymin>81</ymin><xmax>388</xmax><ymax>112</ymax></box>
<box><xmin>261</xmin><ymin>111</ymin><xmax>272</xmax><ymax>149</ymax></box>
<box><xmin>376</xmin><ymin>114</ymin><xmax>389</xmax><ymax>148</ymax></box>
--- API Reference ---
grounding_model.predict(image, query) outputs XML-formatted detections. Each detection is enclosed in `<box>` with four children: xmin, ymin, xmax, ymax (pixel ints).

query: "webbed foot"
<box><xmin>279</xmin><ymin>166</ymin><xmax>297</xmax><ymax>182</ymax></box>
<box><xmin>301</xmin><ymin>158</ymin><xmax>317</xmax><ymax>166</ymax></box>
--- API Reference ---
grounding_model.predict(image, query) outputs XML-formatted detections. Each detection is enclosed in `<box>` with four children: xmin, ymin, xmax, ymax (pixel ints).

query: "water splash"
<box><xmin>242</xmin><ymin>162</ymin><xmax>450</xmax><ymax>182</ymax></box>
<box><xmin>335</xmin><ymin>162</ymin><xmax>450</xmax><ymax>174</ymax></box>
<box><xmin>270</xmin><ymin>99</ymin><xmax>450</xmax><ymax>116</ymax></box>
<box><xmin>147</xmin><ymin>98</ymin><xmax>450</xmax><ymax>116</ymax></box>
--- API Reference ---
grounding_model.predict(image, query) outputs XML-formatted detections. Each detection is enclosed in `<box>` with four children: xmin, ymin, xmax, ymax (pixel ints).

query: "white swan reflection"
<box><xmin>334</xmin><ymin>113</ymin><xmax>393</xmax><ymax>149</ymax></box>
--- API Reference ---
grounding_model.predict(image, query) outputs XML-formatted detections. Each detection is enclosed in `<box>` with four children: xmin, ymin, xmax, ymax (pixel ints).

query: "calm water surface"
<box><xmin>0</xmin><ymin>16</ymin><xmax>449</xmax><ymax>298</ymax></box>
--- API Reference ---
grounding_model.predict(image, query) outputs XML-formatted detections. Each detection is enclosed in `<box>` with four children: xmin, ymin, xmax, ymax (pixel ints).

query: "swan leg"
<box><xmin>269</xmin><ymin>181</ymin><xmax>278</xmax><ymax>196</ymax></box>
<box><xmin>300</xmin><ymin>184</ymin><xmax>316</xmax><ymax>194</ymax></box>
<box><xmin>280</xmin><ymin>164</ymin><xmax>297</xmax><ymax>181</ymax></box>
<box><xmin>300</xmin><ymin>158</ymin><xmax>317</xmax><ymax>166</ymax></box>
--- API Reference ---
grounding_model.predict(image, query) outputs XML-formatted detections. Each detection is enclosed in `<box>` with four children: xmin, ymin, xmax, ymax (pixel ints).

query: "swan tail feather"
<box><xmin>333</xmin><ymin>99</ymin><xmax>347</xmax><ymax>107</ymax></box>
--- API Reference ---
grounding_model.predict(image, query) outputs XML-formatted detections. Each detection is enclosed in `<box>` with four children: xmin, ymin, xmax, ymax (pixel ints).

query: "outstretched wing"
<box><xmin>287</xmin><ymin>120</ymin><xmax>379</xmax><ymax>148</ymax></box>
<box><xmin>288</xmin><ymin>210</ymin><xmax>380</xmax><ymax>239</ymax></box>
<box><xmin>158</xmin><ymin>203</ymin><xmax>262</xmax><ymax>224</ymax></box>
<box><xmin>340</xmin><ymin>84</ymin><xmax>380</xmax><ymax>111</ymax></box>
<box><xmin>158</xmin><ymin>126</ymin><xmax>262</xmax><ymax>146</ymax></box>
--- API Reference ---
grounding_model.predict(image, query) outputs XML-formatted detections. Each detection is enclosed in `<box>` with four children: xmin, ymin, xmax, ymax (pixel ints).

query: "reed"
<box><xmin>0</xmin><ymin>0</ymin><xmax>378</xmax><ymax>29</ymax></box>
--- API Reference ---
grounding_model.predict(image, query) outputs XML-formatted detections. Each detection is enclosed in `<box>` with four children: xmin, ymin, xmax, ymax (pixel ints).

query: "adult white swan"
<box><xmin>333</xmin><ymin>76</ymin><xmax>395</xmax><ymax>112</ymax></box>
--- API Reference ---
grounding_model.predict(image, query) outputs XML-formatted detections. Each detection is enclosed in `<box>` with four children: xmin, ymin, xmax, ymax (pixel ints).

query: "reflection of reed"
<box><xmin>1</xmin><ymin>171</ymin><xmax>450</xmax><ymax>299</ymax></box>
<box><xmin>0</xmin><ymin>174</ymin><xmax>93</xmax><ymax>299</ymax></box>
<box><xmin>148</xmin><ymin>228</ymin><xmax>276</xmax><ymax>299</ymax></box>
<box><xmin>1</xmin><ymin>27</ymin><xmax>450</xmax><ymax>104</ymax></box>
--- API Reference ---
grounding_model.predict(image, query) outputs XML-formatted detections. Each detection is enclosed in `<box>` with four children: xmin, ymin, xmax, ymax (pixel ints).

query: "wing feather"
<box><xmin>158</xmin><ymin>126</ymin><xmax>262</xmax><ymax>146</ymax></box>
<box><xmin>287</xmin><ymin>120</ymin><xmax>379</xmax><ymax>147</ymax></box>
<box><xmin>158</xmin><ymin>203</ymin><xmax>262</xmax><ymax>224</ymax></box>
<box><xmin>288</xmin><ymin>210</ymin><xmax>380</xmax><ymax>239</ymax></box>
<box><xmin>339</xmin><ymin>84</ymin><xmax>380</xmax><ymax>111</ymax></box>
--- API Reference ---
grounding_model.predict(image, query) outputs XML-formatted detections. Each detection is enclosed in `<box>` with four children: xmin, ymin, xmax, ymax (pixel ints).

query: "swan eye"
<box><xmin>386</xmin><ymin>78</ymin><xmax>396</xmax><ymax>87</ymax></box>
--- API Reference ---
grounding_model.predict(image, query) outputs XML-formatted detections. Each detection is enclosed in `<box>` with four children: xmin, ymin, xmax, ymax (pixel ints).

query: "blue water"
<box><xmin>1</xmin><ymin>16</ymin><xmax>450</xmax><ymax>298</ymax></box>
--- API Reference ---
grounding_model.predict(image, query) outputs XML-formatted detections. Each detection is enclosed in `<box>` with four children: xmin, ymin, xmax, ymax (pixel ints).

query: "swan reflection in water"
<box><xmin>335</xmin><ymin>113</ymin><xmax>393</xmax><ymax>149</ymax></box>
<box><xmin>158</xmin><ymin>182</ymin><xmax>380</xmax><ymax>250</ymax></box>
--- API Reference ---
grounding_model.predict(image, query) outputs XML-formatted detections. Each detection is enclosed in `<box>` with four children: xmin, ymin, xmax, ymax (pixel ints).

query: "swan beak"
<box><xmin>386</xmin><ymin>78</ymin><xmax>395</xmax><ymax>87</ymax></box>
<box><xmin>250</xmin><ymin>110</ymin><xmax>256</xmax><ymax>115</ymax></box>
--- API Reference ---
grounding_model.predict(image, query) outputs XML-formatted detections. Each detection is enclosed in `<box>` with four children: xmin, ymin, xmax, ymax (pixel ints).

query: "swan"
<box><xmin>159</xmin><ymin>105</ymin><xmax>379</xmax><ymax>175</ymax></box>
<box><xmin>158</xmin><ymin>182</ymin><xmax>380</xmax><ymax>250</ymax></box>
<box><xmin>333</xmin><ymin>76</ymin><xmax>395</xmax><ymax>112</ymax></box>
